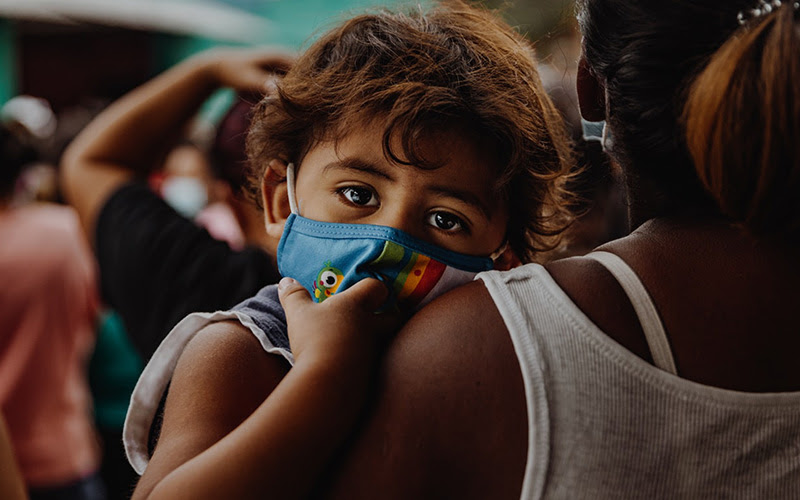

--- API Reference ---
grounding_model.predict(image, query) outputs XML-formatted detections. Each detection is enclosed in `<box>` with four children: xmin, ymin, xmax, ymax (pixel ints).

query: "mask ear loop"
<box><xmin>489</xmin><ymin>241</ymin><xmax>508</xmax><ymax>261</ymax></box>
<box><xmin>286</xmin><ymin>162</ymin><xmax>299</xmax><ymax>215</ymax></box>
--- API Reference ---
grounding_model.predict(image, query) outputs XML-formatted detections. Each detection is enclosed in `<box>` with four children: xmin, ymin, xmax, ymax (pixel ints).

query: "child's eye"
<box><xmin>427</xmin><ymin>211</ymin><xmax>464</xmax><ymax>232</ymax></box>
<box><xmin>340</xmin><ymin>186</ymin><xmax>378</xmax><ymax>207</ymax></box>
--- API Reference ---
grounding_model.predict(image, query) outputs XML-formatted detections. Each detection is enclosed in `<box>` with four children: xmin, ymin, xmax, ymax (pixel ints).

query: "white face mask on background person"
<box><xmin>161</xmin><ymin>176</ymin><xmax>209</xmax><ymax>218</ymax></box>
<box><xmin>581</xmin><ymin>118</ymin><xmax>614</xmax><ymax>154</ymax></box>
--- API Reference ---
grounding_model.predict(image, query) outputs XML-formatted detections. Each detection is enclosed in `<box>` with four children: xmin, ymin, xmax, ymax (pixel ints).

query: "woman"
<box><xmin>305</xmin><ymin>0</ymin><xmax>800</xmax><ymax>498</ymax></box>
<box><xmin>0</xmin><ymin>121</ymin><xmax>103</xmax><ymax>498</ymax></box>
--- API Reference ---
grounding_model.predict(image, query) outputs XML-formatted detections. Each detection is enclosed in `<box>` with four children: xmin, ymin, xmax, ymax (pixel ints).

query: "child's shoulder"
<box><xmin>173</xmin><ymin>320</ymin><xmax>291</xmax><ymax>423</ymax></box>
<box><xmin>135</xmin><ymin>321</ymin><xmax>290</xmax><ymax>489</ymax></box>
<box><xmin>182</xmin><ymin>320</ymin><xmax>274</xmax><ymax>371</ymax></box>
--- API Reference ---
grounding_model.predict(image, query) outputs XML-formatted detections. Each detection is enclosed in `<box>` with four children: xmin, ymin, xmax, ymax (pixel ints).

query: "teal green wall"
<box><xmin>251</xmin><ymin>0</ymin><xmax>426</xmax><ymax>49</ymax></box>
<box><xmin>0</xmin><ymin>20</ymin><xmax>17</xmax><ymax>105</ymax></box>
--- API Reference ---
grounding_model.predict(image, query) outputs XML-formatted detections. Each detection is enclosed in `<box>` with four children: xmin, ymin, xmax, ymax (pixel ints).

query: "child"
<box><xmin>125</xmin><ymin>3</ymin><xmax>573</xmax><ymax>498</ymax></box>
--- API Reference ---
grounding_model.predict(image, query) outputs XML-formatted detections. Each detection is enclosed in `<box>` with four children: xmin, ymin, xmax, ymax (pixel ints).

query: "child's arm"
<box><xmin>133</xmin><ymin>278</ymin><xmax>398</xmax><ymax>500</ymax></box>
<box><xmin>61</xmin><ymin>47</ymin><xmax>292</xmax><ymax>240</ymax></box>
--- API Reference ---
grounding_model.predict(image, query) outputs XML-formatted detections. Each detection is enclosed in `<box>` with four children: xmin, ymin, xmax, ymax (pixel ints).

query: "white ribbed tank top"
<box><xmin>478</xmin><ymin>257</ymin><xmax>800</xmax><ymax>499</ymax></box>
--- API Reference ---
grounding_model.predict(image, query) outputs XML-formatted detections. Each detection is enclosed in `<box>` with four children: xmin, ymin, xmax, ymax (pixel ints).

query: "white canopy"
<box><xmin>0</xmin><ymin>0</ymin><xmax>274</xmax><ymax>43</ymax></box>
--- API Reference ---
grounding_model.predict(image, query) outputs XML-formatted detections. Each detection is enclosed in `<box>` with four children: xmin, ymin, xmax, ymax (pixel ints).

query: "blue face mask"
<box><xmin>276</xmin><ymin>163</ymin><xmax>501</xmax><ymax>311</ymax></box>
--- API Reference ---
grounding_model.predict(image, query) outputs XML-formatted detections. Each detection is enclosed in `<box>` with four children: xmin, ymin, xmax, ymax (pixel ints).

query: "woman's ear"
<box><xmin>577</xmin><ymin>55</ymin><xmax>606</xmax><ymax>122</ymax></box>
<box><xmin>262</xmin><ymin>159</ymin><xmax>291</xmax><ymax>240</ymax></box>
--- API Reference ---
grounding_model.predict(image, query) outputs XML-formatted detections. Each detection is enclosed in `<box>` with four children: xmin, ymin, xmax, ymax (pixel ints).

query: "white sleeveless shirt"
<box><xmin>478</xmin><ymin>253</ymin><xmax>800</xmax><ymax>499</ymax></box>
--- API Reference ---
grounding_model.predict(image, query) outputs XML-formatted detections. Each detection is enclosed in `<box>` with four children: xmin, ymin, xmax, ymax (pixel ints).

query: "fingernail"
<box><xmin>278</xmin><ymin>277</ymin><xmax>296</xmax><ymax>290</ymax></box>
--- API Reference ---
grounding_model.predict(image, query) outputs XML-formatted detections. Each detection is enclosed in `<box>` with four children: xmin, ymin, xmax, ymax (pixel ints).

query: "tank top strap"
<box><xmin>585</xmin><ymin>251</ymin><xmax>678</xmax><ymax>375</ymax></box>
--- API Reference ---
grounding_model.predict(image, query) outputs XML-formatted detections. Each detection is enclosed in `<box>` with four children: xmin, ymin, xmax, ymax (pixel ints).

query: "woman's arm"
<box><xmin>134</xmin><ymin>278</ymin><xmax>398</xmax><ymax>500</ymax></box>
<box><xmin>319</xmin><ymin>280</ymin><xmax>528</xmax><ymax>500</ymax></box>
<box><xmin>60</xmin><ymin>48</ymin><xmax>292</xmax><ymax>240</ymax></box>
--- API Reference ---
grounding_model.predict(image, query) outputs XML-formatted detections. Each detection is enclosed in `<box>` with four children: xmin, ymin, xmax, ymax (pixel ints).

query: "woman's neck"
<box><xmin>623</xmin><ymin>168</ymin><xmax>719</xmax><ymax>231</ymax></box>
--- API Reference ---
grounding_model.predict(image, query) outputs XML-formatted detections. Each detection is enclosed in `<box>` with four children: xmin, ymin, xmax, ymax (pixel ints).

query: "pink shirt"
<box><xmin>0</xmin><ymin>204</ymin><xmax>100</xmax><ymax>487</ymax></box>
<box><xmin>194</xmin><ymin>201</ymin><xmax>246</xmax><ymax>251</ymax></box>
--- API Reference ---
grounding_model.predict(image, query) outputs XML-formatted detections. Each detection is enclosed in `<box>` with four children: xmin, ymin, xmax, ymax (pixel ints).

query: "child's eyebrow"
<box><xmin>427</xmin><ymin>185</ymin><xmax>493</xmax><ymax>220</ymax></box>
<box><xmin>322</xmin><ymin>159</ymin><xmax>394</xmax><ymax>181</ymax></box>
<box><xmin>323</xmin><ymin>158</ymin><xmax>494</xmax><ymax>219</ymax></box>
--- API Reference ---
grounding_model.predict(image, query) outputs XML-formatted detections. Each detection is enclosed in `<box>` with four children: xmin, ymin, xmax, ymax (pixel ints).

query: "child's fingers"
<box><xmin>277</xmin><ymin>277</ymin><xmax>312</xmax><ymax>314</ymax></box>
<box><xmin>336</xmin><ymin>279</ymin><xmax>403</xmax><ymax>339</ymax></box>
<box><xmin>340</xmin><ymin>278</ymin><xmax>390</xmax><ymax>312</ymax></box>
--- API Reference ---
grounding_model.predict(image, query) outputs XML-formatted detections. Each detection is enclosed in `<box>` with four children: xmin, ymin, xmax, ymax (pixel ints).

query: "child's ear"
<box><xmin>261</xmin><ymin>159</ymin><xmax>291</xmax><ymax>240</ymax></box>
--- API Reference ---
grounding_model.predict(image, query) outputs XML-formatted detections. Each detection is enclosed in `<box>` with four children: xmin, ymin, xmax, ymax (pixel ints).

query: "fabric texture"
<box><xmin>478</xmin><ymin>263</ymin><xmax>800</xmax><ymax>499</ymax></box>
<box><xmin>94</xmin><ymin>182</ymin><xmax>281</xmax><ymax>361</ymax></box>
<box><xmin>584</xmin><ymin>251</ymin><xmax>677</xmax><ymax>374</ymax></box>
<box><xmin>278</xmin><ymin>213</ymin><xmax>491</xmax><ymax>311</ymax></box>
<box><xmin>0</xmin><ymin>204</ymin><xmax>101</xmax><ymax>487</ymax></box>
<box><xmin>123</xmin><ymin>284</ymin><xmax>291</xmax><ymax>474</ymax></box>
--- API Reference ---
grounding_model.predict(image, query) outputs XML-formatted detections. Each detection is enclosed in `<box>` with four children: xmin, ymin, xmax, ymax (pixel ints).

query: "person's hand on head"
<box><xmin>277</xmin><ymin>277</ymin><xmax>402</xmax><ymax>369</ymax></box>
<box><xmin>196</xmin><ymin>47</ymin><xmax>295</xmax><ymax>95</ymax></box>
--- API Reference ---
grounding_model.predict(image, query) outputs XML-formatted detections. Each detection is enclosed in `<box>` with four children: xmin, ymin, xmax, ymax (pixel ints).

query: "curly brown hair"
<box><xmin>246</xmin><ymin>2</ymin><xmax>574</xmax><ymax>262</ymax></box>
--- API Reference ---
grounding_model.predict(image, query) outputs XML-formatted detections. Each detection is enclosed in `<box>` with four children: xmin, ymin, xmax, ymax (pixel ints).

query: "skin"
<box><xmin>0</xmin><ymin>414</ymin><xmax>26</xmax><ymax>500</ymax></box>
<box><xmin>133</xmin><ymin>120</ymin><xmax>511</xmax><ymax>498</ymax></box>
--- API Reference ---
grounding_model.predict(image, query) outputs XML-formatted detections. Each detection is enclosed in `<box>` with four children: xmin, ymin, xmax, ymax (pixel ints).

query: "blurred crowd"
<box><xmin>0</xmin><ymin>85</ymin><xmax>293</xmax><ymax>498</ymax></box>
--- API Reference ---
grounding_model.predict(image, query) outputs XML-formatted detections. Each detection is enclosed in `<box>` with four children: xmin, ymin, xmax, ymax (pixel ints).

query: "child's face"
<box><xmin>292</xmin><ymin>123</ymin><xmax>508</xmax><ymax>257</ymax></box>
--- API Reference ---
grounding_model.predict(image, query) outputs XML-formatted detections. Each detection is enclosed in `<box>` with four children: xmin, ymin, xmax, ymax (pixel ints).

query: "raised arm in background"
<box><xmin>58</xmin><ymin>48</ymin><xmax>293</xmax><ymax>360</ymax></box>
<box><xmin>61</xmin><ymin>48</ymin><xmax>293</xmax><ymax>241</ymax></box>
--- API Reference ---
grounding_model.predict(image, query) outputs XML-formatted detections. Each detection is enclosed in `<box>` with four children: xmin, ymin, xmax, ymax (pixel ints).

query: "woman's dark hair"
<box><xmin>247</xmin><ymin>2</ymin><xmax>575</xmax><ymax>262</ymax></box>
<box><xmin>684</xmin><ymin>4</ymin><xmax>800</xmax><ymax>242</ymax></box>
<box><xmin>576</xmin><ymin>0</ymin><xmax>759</xmax><ymax>213</ymax></box>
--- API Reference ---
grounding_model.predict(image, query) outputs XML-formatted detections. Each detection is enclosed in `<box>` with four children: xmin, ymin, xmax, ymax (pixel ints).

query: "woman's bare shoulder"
<box><xmin>322</xmin><ymin>280</ymin><xmax>527</xmax><ymax>499</ymax></box>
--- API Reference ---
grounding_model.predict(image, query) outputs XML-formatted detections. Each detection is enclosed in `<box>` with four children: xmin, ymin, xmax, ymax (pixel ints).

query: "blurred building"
<box><xmin>0</xmin><ymin>0</ymin><xmax>421</xmax><ymax>116</ymax></box>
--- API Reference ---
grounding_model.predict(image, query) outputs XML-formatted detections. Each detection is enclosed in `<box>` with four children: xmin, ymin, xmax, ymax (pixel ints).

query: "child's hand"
<box><xmin>277</xmin><ymin>277</ymin><xmax>401</xmax><ymax>368</ymax></box>
<box><xmin>193</xmin><ymin>47</ymin><xmax>295</xmax><ymax>95</ymax></box>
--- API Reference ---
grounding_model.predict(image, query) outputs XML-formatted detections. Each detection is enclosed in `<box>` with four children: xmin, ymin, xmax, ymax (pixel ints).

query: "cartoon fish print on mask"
<box><xmin>313</xmin><ymin>262</ymin><xmax>344</xmax><ymax>302</ymax></box>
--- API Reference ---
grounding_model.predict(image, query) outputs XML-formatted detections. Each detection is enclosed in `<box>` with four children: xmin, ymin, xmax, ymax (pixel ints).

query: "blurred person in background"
<box><xmin>151</xmin><ymin>138</ymin><xmax>248</xmax><ymax>250</ymax></box>
<box><xmin>536</xmin><ymin>27</ymin><xmax>627</xmax><ymax>257</ymax></box>
<box><xmin>0</xmin><ymin>413</ymin><xmax>27</xmax><ymax>500</ymax></box>
<box><xmin>85</xmin><ymin>99</ymin><xmax>260</xmax><ymax>499</ymax></box>
<box><xmin>61</xmin><ymin>49</ymin><xmax>293</xmax><ymax>363</ymax></box>
<box><xmin>199</xmin><ymin>92</ymin><xmax>270</xmax><ymax>252</ymax></box>
<box><xmin>60</xmin><ymin>52</ymin><xmax>290</xmax><ymax>498</ymax></box>
<box><xmin>0</xmin><ymin>102</ymin><xmax>104</xmax><ymax>499</ymax></box>
<box><xmin>151</xmin><ymin>96</ymin><xmax>260</xmax><ymax>253</ymax></box>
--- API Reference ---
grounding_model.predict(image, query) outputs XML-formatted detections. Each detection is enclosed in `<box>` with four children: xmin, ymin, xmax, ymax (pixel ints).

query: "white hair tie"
<box><xmin>737</xmin><ymin>0</ymin><xmax>799</xmax><ymax>26</ymax></box>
